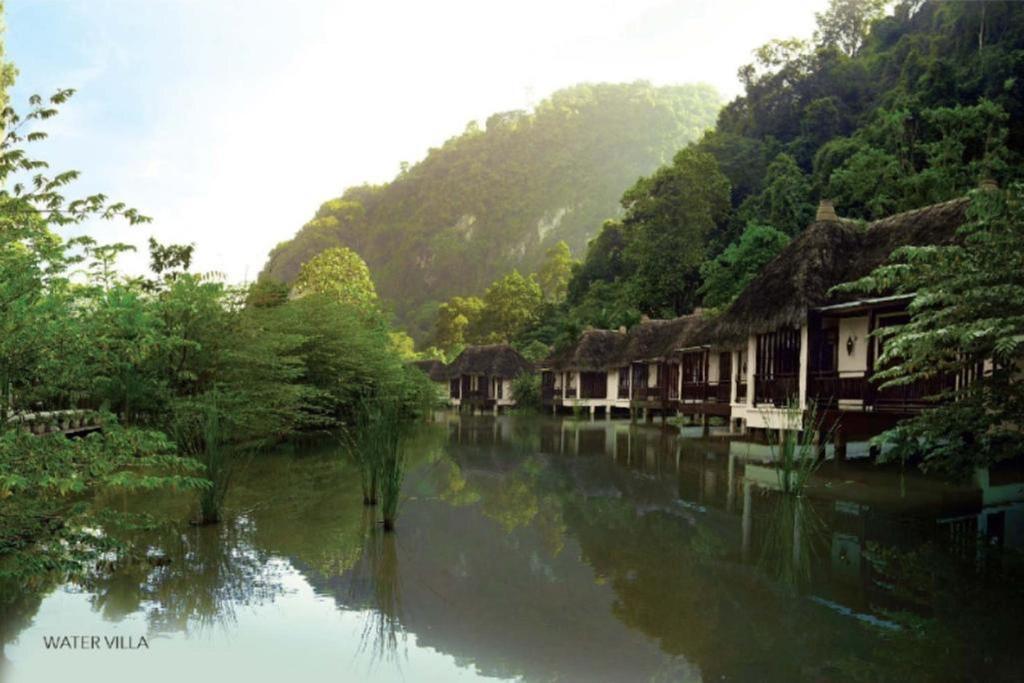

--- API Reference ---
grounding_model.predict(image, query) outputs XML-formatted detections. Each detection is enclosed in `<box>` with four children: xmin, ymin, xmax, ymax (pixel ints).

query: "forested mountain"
<box><xmin>259</xmin><ymin>82</ymin><xmax>722</xmax><ymax>340</ymax></box>
<box><xmin>560</xmin><ymin>0</ymin><xmax>1024</xmax><ymax>330</ymax></box>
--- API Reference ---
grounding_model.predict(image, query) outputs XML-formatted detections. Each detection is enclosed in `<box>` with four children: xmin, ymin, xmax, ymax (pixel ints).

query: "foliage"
<box><xmin>0</xmin><ymin>87</ymin><xmax>435</xmax><ymax>582</ymax></box>
<box><xmin>433</xmin><ymin>295</ymin><xmax>484</xmax><ymax>351</ymax></box>
<box><xmin>0</xmin><ymin>421</ymin><xmax>207</xmax><ymax>582</ymax></box>
<box><xmin>814</xmin><ymin>0</ymin><xmax>889</xmax><ymax>57</ymax></box>
<box><xmin>261</xmin><ymin>82</ymin><xmax>723</xmax><ymax>340</ymax></box>
<box><xmin>835</xmin><ymin>183</ymin><xmax>1024</xmax><ymax>478</ymax></box>
<box><xmin>698</xmin><ymin>223</ymin><xmax>790</xmax><ymax>308</ymax></box>
<box><xmin>343</xmin><ymin>398</ymin><xmax>411</xmax><ymax>531</ymax></box>
<box><xmin>619</xmin><ymin>148</ymin><xmax>731</xmax><ymax>315</ymax></box>
<box><xmin>510</xmin><ymin>373</ymin><xmax>542</xmax><ymax>412</ymax></box>
<box><xmin>535</xmin><ymin>240</ymin><xmax>576</xmax><ymax>304</ymax></box>
<box><xmin>292</xmin><ymin>246</ymin><xmax>378</xmax><ymax>314</ymax></box>
<box><xmin>477</xmin><ymin>270</ymin><xmax>543</xmax><ymax>343</ymax></box>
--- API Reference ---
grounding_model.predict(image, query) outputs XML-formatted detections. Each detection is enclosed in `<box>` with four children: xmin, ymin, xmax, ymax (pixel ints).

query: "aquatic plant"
<box><xmin>345</xmin><ymin>398</ymin><xmax>408</xmax><ymax>530</ymax></box>
<box><xmin>761</xmin><ymin>403</ymin><xmax>829</xmax><ymax>495</ymax></box>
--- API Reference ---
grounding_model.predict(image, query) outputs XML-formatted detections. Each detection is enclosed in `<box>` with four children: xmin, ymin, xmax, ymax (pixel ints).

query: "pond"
<box><xmin>3</xmin><ymin>414</ymin><xmax>1023</xmax><ymax>682</ymax></box>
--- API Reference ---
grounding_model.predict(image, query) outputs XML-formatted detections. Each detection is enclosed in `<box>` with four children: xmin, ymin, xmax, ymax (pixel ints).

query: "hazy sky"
<box><xmin>7</xmin><ymin>0</ymin><xmax>825</xmax><ymax>282</ymax></box>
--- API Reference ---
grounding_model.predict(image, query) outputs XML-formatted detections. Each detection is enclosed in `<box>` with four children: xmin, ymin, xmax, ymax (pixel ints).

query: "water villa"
<box><xmin>442</xmin><ymin>344</ymin><xmax>533</xmax><ymax>413</ymax></box>
<box><xmin>536</xmin><ymin>192</ymin><xmax>977</xmax><ymax>449</ymax></box>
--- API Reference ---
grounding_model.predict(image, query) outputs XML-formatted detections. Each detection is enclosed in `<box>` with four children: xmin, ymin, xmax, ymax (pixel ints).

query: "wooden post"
<box><xmin>702</xmin><ymin>413</ymin><xmax>710</xmax><ymax>437</ymax></box>
<box><xmin>742</xmin><ymin>480</ymin><xmax>753</xmax><ymax>562</ymax></box>
<box><xmin>834</xmin><ymin>426</ymin><xmax>847</xmax><ymax>462</ymax></box>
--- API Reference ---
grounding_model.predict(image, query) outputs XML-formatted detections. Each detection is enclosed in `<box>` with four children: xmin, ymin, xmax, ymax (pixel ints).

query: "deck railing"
<box><xmin>753</xmin><ymin>374</ymin><xmax>799</xmax><ymax>407</ymax></box>
<box><xmin>735</xmin><ymin>379</ymin><xmax>748</xmax><ymax>404</ymax></box>
<box><xmin>681</xmin><ymin>381</ymin><xmax>732</xmax><ymax>403</ymax></box>
<box><xmin>808</xmin><ymin>372</ymin><xmax>954</xmax><ymax>412</ymax></box>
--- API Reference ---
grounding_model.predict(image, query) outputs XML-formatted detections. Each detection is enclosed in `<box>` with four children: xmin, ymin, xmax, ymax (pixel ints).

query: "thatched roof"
<box><xmin>446</xmin><ymin>344</ymin><xmax>533</xmax><ymax>378</ymax></box>
<box><xmin>621</xmin><ymin>313</ymin><xmax>707</xmax><ymax>362</ymax></box>
<box><xmin>714</xmin><ymin>197</ymin><xmax>969</xmax><ymax>341</ymax></box>
<box><xmin>411</xmin><ymin>359</ymin><xmax>448</xmax><ymax>382</ymax></box>
<box><xmin>542</xmin><ymin>329</ymin><xmax>628</xmax><ymax>371</ymax></box>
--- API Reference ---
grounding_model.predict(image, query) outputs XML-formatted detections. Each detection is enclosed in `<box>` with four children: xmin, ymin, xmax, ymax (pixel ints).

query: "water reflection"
<box><xmin>5</xmin><ymin>414</ymin><xmax>1024</xmax><ymax>682</ymax></box>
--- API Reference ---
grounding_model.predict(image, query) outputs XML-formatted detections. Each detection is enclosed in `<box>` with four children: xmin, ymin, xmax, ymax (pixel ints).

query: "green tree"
<box><xmin>835</xmin><ymin>183</ymin><xmax>1024</xmax><ymax>479</ymax></box>
<box><xmin>814</xmin><ymin>0</ymin><xmax>888</xmax><ymax>57</ymax></box>
<box><xmin>434</xmin><ymin>295</ymin><xmax>485</xmax><ymax>351</ymax></box>
<box><xmin>699</xmin><ymin>224</ymin><xmax>791</xmax><ymax>308</ymax></box>
<box><xmin>245</xmin><ymin>278</ymin><xmax>290</xmax><ymax>308</ymax></box>
<box><xmin>759</xmin><ymin>154</ymin><xmax>815</xmax><ymax>236</ymax></box>
<box><xmin>478</xmin><ymin>270</ymin><xmax>543</xmax><ymax>342</ymax></box>
<box><xmin>292</xmin><ymin>247</ymin><xmax>378</xmax><ymax>313</ymax></box>
<box><xmin>536</xmin><ymin>241</ymin><xmax>576</xmax><ymax>304</ymax></box>
<box><xmin>621</xmin><ymin>148</ymin><xmax>731</xmax><ymax>315</ymax></box>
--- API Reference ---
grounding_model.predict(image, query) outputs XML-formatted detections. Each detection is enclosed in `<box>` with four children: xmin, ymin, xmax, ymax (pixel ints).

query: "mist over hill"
<box><xmin>259</xmin><ymin>81</ymin><xmax>722</xmax><ymax>339</ymax></box>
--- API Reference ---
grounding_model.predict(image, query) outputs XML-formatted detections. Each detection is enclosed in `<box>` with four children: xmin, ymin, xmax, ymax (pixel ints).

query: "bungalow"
<box><xmin>715</xmin><ymin>195</ymin><xmax>971</xmax><ymax>443</ymax></box>
<box><xmin>621</xmin><ymin>314</ymin><xmax>703</xmax><ymax>421</ymax></box>
<box><xmin>539</xmin><ymin>328</ymin><xmax>629</xmax><ymax>418</ymax></box>
<box><xmin>674</xmin><ymin>317</ymin><xmax>739</xmax><ymax>425</ymax></box>
<box><xmin>445</xmin><ymin>344</ymin><xmax>533</xmax><ymax>413</ymax></box>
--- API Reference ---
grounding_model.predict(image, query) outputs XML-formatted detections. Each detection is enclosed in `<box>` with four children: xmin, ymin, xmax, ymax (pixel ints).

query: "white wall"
<box><xmin>606</xmin><ymin>369</ymin><xmax>619</xmax><ymax>399</ymax></box>
<box><xmin>647</xmin><ymin>363</ymin><xmax>658</xmax><ymax>386</ymax></box>
<box><xmin>838</xmin><ymin>316</ymin><xmax>870</xmax><ymax>376</ymax></box>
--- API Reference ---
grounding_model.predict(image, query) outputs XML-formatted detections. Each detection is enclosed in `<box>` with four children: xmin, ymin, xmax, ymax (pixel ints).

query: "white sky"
<box><xmin>8</xmin><ymin>0</ymin><xmax>825</xmax><ymax>282</ymax></box>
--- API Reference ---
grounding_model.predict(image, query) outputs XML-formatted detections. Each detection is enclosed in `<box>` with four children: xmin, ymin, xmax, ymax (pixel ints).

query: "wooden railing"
<box><xmin>681</xmin><ymin>381</ymin><xmax>732</xmax><ymax>403</ymax></box>
<box><xmin>7</xmin><ymin>410</ymin><xmax>101</xmax><ymax>436</ymax></box>
<box><xmin>809</xmin><ymin>372</ymin><xmax>954</xmax><ymax>412</ymax></box>
<box><xmin>736</xmin><ymin>380</ymin><xmax>747</xmax><ymax>404</ymax></box>
<box><xmin>754</xmin><ymin>374</ymin><xmax>799</xmax><ymax>407</ymax></box>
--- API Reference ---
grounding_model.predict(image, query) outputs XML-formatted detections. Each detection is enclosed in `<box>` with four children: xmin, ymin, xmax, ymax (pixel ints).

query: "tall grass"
<box><xmin>761</xmin><ymin>403</ymin><xmax>829</xmax><ymax>495</ymax></box>
<box><xmin>345</xmin><ymin>398</ymin><xmax>407</xmax><ymax>531</ymax></box>
<box><xmin>756</xmin><ymin>403</ymin><xmax>831</xmax><ymax>590</ymax></box>
<box><xmin>172</xmin><ymin>397</ymin><xmax>235</xmax><ymax>525</ymax></box>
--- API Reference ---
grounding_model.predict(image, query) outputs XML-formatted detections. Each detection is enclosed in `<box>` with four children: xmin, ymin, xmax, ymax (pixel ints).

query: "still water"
<box><xmin>4</xmin><ymin>414</ymin><xmax>1023</xmax><ymax>682</ymax></box>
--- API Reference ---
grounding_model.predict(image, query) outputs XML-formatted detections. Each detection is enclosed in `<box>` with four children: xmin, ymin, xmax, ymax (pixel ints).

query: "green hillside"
<box><xmin>259</xmin><ymin>82</ymin><xmax>721</xmax><ymax>339</ymax></box>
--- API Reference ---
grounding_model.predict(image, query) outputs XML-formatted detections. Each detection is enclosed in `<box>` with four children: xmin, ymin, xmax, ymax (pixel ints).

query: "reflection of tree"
<box><xmin>0</xmin><ymin>576</ymin><xmax>52</xmax><ymax>668</ymax></box>
<box><xmin>831</xmin><ymin>542</ymin><xmax>1024</xmax><ymax>682</ymax></box>
<box><xmin>234</xmin><ymin>452</ymin><xmax>368</xmax><ymax>576</ymax></box>
<box><xmin>80</xmin><ymin>516</ymin><xmax>284</xmax><ymax>634</ymax></box>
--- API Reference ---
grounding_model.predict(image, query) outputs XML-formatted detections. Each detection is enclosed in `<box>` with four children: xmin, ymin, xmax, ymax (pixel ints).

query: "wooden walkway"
<box><xmin>6</xmin><ymin>410</ymin><xmax>103</xmax><ymax>437</ymax></box>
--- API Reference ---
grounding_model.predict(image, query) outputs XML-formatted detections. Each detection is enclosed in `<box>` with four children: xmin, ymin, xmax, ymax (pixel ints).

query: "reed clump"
<box><xmin>345</xmin><ymin>399</ymin><xmax>409</xmax><ymax>532</ymax></box>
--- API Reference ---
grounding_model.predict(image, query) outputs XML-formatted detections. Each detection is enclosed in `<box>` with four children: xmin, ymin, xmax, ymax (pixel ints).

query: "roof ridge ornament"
<box><xmin>816</xmin><ymin>199</ymin><xmax>839</xmax><ymax>222</ymax></box>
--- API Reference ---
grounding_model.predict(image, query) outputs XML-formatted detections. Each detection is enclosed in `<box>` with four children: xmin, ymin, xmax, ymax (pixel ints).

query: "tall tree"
<box><xmin>621</xmin><ymin>148</ymin><xmax>731</xmax><ymax>315</ymax></box>
<box><xmin>433</xmin><ymin>295</ymin><xmax>485</xmax><ymax>352</ymax></box>
<box><xmin>699</xmin><ymin>224</ymin><xmax>790</xmax><ymax>308</ymax></box>
<box><xmin>536</xmin><ymin>241</ymin><xmax>576</xmax><ymax>304</ymax></box>
<box><xmin>478</xmin><ymin>270</ymin><xmax>543</xmax><ymax>343</ymax></box>
<box><xmin>814</xmin><ymin>0</ymin><xmax>889</xmax><ymax>57</ymax></box>
<box><xmin>292</xmin><ymin>247</ymin><xmax>378</xmax><ymax>314</ymax></box>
